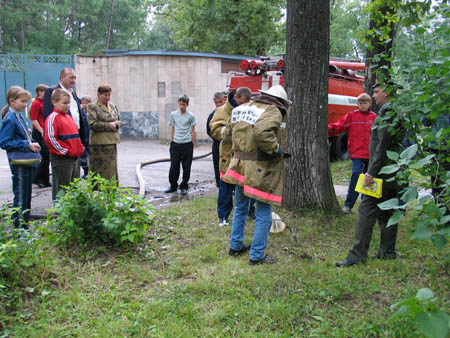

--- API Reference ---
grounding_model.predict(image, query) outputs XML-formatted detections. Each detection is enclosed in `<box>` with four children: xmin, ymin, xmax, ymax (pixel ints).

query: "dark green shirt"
<box><xmin>368</xmin><ymin>102</ymin><xmax>404</xmax><ymax>183</ymax></box>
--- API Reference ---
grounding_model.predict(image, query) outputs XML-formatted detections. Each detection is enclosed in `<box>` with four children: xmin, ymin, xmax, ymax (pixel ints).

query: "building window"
<box><xmin>158</xmin><ymin>82</ymin><xmax>166</xmax><ymax>97</ymax></box>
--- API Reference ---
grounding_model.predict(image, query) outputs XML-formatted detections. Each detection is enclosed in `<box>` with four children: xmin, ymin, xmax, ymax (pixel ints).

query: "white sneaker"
<box><xmin>342</xmin><ymin>206</ymin><xmax>352</xmax><ymax>214</ymax></box>
<box><xmin>219</xmin><ymin>218</ymin><xmax>229</xmax><ymax>227</ymax></box>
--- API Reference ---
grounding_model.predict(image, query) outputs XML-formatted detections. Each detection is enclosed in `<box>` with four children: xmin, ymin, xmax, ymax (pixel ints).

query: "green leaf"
<box><xmin>415</xmin><ymin>310</ymin><xmax>449</xmax><ymax>338</ymax></box>
<box><xmin>401</xmin><ymin>186</ymin><xmax>418</xmax><ymax>204</ymax></box>
<box><xmin>387</xmin><ymin>210</ymin><xmax>404</xmax><ymax>227</ymax></box>
<box><xmin>424</xmin><ymin>201</ymin><xmax>440</xmax><ymax>216</ymax></box>
<box><xmin>400</xmin><ymin>144</ymin><xmax>418</xmax><ymax>160</ymax></box>
<box><xmin>416</xmin><ymin>288</ymin><xmax>434</xmax><ymax>302</ymax></box>
<box><xmin>410</xmin><ymin>155</ymin><xmax>435</xmax><ymax>169</ymax></box>
<box><xmin>386</xmin><ymin>151</ymin><xmax>399</xmax><ymax>161</ymax></box>
<box><xmin>411</xmin><ymin>224</ymin><xmax>433</xmax><ymax>240</ymax></box>
<box><xmin>438</xmin><ymin>216</ymin><xmax>450</xmax><ymax>226</ymax></box>
<box><xmin>378</xmin><ymin>198</ymin><xmax>405</xmax><ymax>210</ymax></box>
<box><xmin>379</xmin><ymin>164</ymin><xmax>400</xmax><ymax>175</ymax></box>
<box><xmin>431</xmin><ymin>234</ymin><xmax>447</xmax><ymax>250</ymax></box>
<box><xmin>390</xmin><ymin>305</ymin><xmax>410</xmax><ymax>320</ymax></box>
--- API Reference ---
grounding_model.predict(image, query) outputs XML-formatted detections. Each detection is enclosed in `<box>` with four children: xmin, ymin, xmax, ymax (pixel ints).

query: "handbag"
<box><xmin>7</xmin><ymin>112</ymin><xmax>42</xmax><ymax>166</ymax></box>
<box><xmin>355</xmin><ymin>174</ymin><xmax>383</xmax><ymax>199</ymax></box>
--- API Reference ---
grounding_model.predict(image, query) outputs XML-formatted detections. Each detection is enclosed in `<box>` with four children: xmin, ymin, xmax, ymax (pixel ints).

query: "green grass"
<box><xmin>2</xmin><ymin>196</ymin><xmax>449</xmax><ymax>337</ymax></box>
<box><xmin>331</xmin><ymin>159</ymin><xmax>352</xmax><ymax>185</ymax></box>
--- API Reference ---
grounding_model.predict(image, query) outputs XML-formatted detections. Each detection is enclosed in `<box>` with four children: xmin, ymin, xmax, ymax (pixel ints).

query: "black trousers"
<box><xmin>31</xmin><ymin>129</ymin><xmax>50</xmax><ymax>186</ymax></box>
<box><xmin>347</xmin><ymin>183</ymin><xmax>400</xmax><ymax>262</ymax></box>
<box><xmin>169</xmin><ymin>141</ymin><xmax>194</xmax><ymax>190</ymax></box>
<box><xmin>212</xmin><ymin>140</ymin><xmax>220</xmax><ymax>187</ymax></box>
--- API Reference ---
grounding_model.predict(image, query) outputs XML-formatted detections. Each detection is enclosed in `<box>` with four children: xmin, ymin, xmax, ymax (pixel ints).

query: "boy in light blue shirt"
<box><xmin>165</xmin><ymin>95</ymin><xmax>197</xmax><ymax>195</ymax></box>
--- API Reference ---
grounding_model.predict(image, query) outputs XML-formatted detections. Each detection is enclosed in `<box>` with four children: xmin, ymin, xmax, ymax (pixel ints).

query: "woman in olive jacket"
<box><xmin>87</xmin><ymin>84</ymin><xmax>122</xmax><ymax>182</ymax></box>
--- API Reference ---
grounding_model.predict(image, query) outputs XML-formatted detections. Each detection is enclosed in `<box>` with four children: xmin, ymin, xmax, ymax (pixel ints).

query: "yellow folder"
<box><xmin>355</xmin><ymin>174</ymin><xmax>383</xmax><ymax>199</ymax></box>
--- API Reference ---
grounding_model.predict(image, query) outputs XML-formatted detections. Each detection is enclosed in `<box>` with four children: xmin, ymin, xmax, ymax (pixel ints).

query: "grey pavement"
<box><xmin>0</xmin><ymin>139</ymin><xmax>348</xmax><ymax>218</ymax></box>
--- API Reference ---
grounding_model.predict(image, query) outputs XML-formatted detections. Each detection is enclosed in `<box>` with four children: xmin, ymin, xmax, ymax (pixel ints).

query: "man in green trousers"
<box><xmin>336</xmin><ymin>82</ymin><xmax>405</xmax><ymax>267</ymax></box>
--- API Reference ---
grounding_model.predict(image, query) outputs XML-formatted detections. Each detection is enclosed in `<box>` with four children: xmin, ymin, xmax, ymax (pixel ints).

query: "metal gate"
<box><xmin>0</xmin><ymin>54</ymin><xmax>73</xmax><ymax>125</ymax></box>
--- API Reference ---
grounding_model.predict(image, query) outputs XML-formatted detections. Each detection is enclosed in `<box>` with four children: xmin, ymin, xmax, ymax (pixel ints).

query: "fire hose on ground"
<box><xmin>135</xmin><ymin>152</ymin><xmax>288</xmax><ymax>234</ymax></box>
<box><xmin>136</xmin><ymin>151</ymin><xmax>213</xmax><ymax>198</ymax></box>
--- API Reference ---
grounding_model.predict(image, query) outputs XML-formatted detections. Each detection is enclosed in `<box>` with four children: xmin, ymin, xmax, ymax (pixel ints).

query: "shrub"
<box><xmin>46</xmin><ymin>174</ymin><xmax>155</xmax><ymax>247</ymax></box>
<box><xmin>390</xmin><ymin>288</ymin><xmax>449</xmax><ymax>338</ymax></box>
<box><xmin>0</xmin><ymin>206</ymin><xmax>50</xmax><ymax>316</ymax></box>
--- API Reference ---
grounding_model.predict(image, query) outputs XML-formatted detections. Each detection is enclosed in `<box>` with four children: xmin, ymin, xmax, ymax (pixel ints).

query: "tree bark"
<box><xmin>106</xmin><ymin>0</ymin><xmax>115</xmax><ymax>50</ymax></box>
<box><xmin>20</xmin><ymin>18</ymin><xmax>25</xmax><ymax>52</ymax></box>
<box><xmin>365</xmin><ymin>0</ymin><xmax>396</xmax><ymax>110</ymax></box>
<box><xmin>0</xmin><ymin>0</ymin><xmax>3</xmax><ymax>52</ymax></box>
<box><xmin>284</xmin><ymin>0</ymin><xmax>340</xmax><ymax>211</ymax></box>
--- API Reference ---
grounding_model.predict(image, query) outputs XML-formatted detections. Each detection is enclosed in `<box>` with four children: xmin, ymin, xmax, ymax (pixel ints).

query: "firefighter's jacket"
<box><xmin>209</xmin><ymin>100</ymin><xmax>235</xmax><ymax>176</ymax></box>
<box><xmin>223</xmin><ymin>99</ymin><xmax>287</xmax><ymax>206</ymax></box>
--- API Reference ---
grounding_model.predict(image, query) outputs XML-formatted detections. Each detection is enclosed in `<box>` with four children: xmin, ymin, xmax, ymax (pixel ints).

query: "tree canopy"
<box><xmin>0</xmin><ymin>0</ymin><xmax>152</xmax><ymax>54</ymax></box>
<box><xmin>0</xmin><ymin>0</ymin><xmax>369</xmax><ymax>57</ymax></box>
<box><xmin>149</xmin><ymin>0</ymin><xmax>286</xmax><ymax>55</ymax></box>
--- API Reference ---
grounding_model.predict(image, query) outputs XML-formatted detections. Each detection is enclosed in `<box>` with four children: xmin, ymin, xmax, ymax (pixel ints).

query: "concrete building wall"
<box><xmin>75</xmin><ymin>55</ymin><xmax>229</xmax><ymax>140</ymax></box>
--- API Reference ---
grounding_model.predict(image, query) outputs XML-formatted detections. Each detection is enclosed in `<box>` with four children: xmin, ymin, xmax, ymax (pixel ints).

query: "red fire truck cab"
<box><xmin>227</xmin><ymin>56</ymin><xmax>366</xmax><ymax>161</ymax></box>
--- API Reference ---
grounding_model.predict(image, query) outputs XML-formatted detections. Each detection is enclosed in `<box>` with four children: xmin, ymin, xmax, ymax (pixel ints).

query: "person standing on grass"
<box><xmin>0</xmin><ymin>86</ymin><xmax>40</xmax><ymax>228</ymax></box>
<box><xmin>223</xmin><ymin>85</ymin><xmax>291</xmax><ymax>265</ymax></box>
<box><xmin>30</xmin><ymin>84</ymin><xmax>51</xmax><ymax>188</ymax></box>
<box><xmin>206</xmin><ymin>92</ymin><xmax>226</xmax><ymax>188</ymax></box>
<box><xmin>210</xmin><ymin>87</ymin><xmax>252</xmax><ymax>227</ymax></box>
<box><xmin>328</xmin><ymin>93</ymin><xmax>377</xmax><ymax>214</ymax></box>
<box><xmin>45</xmin><ymin>89</ymin><xmax>84</xmax><ymax>200</ymax></box>
<box><xmin>336</xmin><ymin>82</ymin><xmax>405</xmax><ymax>267</ymax></box>
<box><xmin>165</xmin><ymin>95</ymin><xmax>197</xmax><ymax>196</ymax></box>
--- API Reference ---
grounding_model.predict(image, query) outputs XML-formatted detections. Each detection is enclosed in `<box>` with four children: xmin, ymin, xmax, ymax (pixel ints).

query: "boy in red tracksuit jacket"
<box><xmin>328</xmin><ymin>93</ymin><xmax>377</xmax><ymax>213</ymax></box>
<box><xmin>45</xmin><ymin>89</ymin><xmax>84</xmax><ymax>200</ymax></box>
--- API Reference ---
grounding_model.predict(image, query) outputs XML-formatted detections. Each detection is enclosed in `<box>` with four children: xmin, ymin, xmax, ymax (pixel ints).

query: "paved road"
<box><xmin>0</xmin><ymin>139</ymin><xmax>348</xmax><ymax>218</ymax></box>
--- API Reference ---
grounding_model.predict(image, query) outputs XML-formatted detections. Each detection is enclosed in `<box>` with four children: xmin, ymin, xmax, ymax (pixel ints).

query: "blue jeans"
<box><xmin>229</xmin><ymin>185</ymin><xmax>272</xmax><ymax>260</ymax></box>
<box><xmin>345</xmin><ymin>158</ymin><xmax>368</xmax><ymax>209</ymax></box>
<box><xmin>10</xmin><ymin>164</ymin><xmax>35</xmax><ymax>227</ymax></box>
<box><xmin>217</xmin><ymin>178</ymin><xmax>234</xmax><ymax>220</ymax></box>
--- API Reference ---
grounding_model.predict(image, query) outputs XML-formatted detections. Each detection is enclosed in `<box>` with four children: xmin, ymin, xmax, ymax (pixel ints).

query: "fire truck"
<box><xmin>227</xmin><ymin>56</ymin><xmax>366</xmax><ymax>161</ymax></box>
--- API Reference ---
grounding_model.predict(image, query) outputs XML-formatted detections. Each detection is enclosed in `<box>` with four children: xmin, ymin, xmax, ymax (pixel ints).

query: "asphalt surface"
<box><xmin>0</xmin><ymin>139</ymin><xmax>348</xmax><ymax>218</ymax></box>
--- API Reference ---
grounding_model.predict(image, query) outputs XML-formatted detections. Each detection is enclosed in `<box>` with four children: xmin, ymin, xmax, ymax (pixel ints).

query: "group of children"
<box><xmin>0</xmin><ymin>85</ymin><xmax>89</xmax><ymax>227</ymax></box>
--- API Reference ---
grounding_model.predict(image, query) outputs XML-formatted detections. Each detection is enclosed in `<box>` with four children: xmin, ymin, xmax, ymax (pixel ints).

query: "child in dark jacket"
<box><xmin>328</xmin><ymin>93</ymin><xmax>377</xmax><ymax>213</ymax></box>
<box><xmin>44</xmin><ymin>89</ymin><xmax>84</xmax><ymax>200</ymax></box>
<box><xmin>0</xmin><ymin>86</ymin><xmax>41</xmax><ymax>227</ymax></box>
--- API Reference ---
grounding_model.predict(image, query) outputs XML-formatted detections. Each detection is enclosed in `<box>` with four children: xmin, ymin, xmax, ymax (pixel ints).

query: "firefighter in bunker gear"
<box><xmin>210</xmin><ymin>88</ymin><xmax>251</xmax><ymax>226</ymax></box>
<box><xmin>223</xmin><ymin>85</ymin><xmax>291</xmax><ymax>264</ymax></box>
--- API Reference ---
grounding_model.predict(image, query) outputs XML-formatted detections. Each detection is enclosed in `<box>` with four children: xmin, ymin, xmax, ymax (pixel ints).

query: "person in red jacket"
<box><xmin>30</xmin><ymin>84</ymin><xmax>50</xmax><ymax>188</ymax></box>
<box><xmin>45</xmin><ymin>89</ymin><xmax>84</xmax><ymax>200</ymax></box>
<box><xmin>328</xmin><ymin>93</ymin><xmax>376</xmax><ymax>213</ymax></box>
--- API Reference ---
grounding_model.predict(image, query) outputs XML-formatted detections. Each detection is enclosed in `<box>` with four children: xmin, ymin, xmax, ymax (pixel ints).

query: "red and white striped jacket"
<box><xmin>45</xmin><ymin>110</ymin><xmax>84</xmax><ymax>158</ymax></box>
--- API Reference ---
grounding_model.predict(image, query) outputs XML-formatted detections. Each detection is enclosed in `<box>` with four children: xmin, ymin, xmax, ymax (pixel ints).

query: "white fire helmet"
<box><xmin>270</xmin><ymin>212</ymin><xmax>286</xmax><ymax>233</ymax></box>
<box><xmin>259</xmin><ymin>85</ymin><xmax>292</xmax><ymax>107</ymax></box>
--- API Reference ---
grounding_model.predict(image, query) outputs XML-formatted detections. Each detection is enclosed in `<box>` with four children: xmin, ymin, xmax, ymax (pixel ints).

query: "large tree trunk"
<box><xmin>365</xmin><ymin>0</ymin><xmax>396</xmax><ymax>110</ymax></box>
<box><xmin>20</xmin><ymin>18</ymin><xmax>25</xmax><ymax>52</ymax></box>
<box><xmin>106</xmin><ymin>0</ymin><xmax>115</xmax><ymax>50</ymax></box>
<box><xmin>284</xmin><ymin>0</ymin><xmax>340</xmax><ymax>211</ymax></box>
<box><xmin>0</xmin><ymin>0</ymin><xmax>3</xmax><ymax>52</ymax></box>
